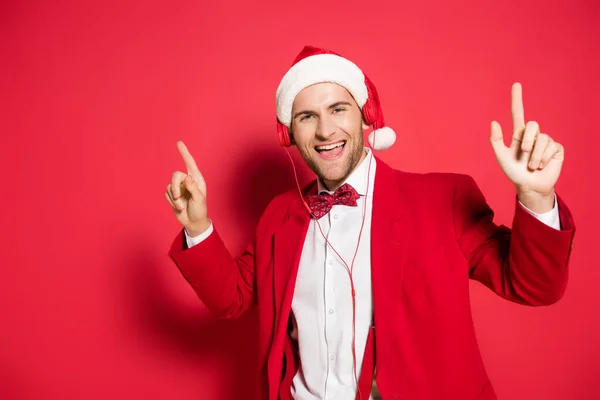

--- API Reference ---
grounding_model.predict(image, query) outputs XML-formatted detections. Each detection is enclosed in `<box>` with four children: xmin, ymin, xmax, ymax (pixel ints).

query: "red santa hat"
<box><xmin>275</xmin><ymin>45</ymin><xmax>396</xmax><ymax>151</ymax></box>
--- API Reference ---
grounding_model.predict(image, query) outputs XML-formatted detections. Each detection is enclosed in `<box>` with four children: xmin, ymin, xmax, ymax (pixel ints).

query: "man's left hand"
<box><xmin>490</xmin><ymin>82</ymin><xmax>564</xmax><ymax>213</ymax></box>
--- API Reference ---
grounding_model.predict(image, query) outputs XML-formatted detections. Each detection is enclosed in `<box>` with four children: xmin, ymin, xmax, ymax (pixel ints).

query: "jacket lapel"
<box><xmin>268</xmin><ymin>182</ymin><xmax>315</xmax><ymax>399</ymax></box>
<box><xmin>273</xmin><ymin>197</ymin><xmax>312</xmax><ymax>331</ymax></box>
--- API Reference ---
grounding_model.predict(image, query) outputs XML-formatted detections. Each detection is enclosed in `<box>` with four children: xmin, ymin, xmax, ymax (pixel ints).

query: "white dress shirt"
<box><xmin>185</xmin><ymin>149</ymin><xmax>560</xmax><ymax>400</ymax></box>
<box><xmin>290</xmin><ymin>148</ymin><xmax>377</xmax><ymax>400</ymax></box>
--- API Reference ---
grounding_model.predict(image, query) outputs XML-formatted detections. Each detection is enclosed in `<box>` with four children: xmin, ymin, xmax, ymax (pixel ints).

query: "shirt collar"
<box><xmin>317</xmin><ymin>147</ymin><xmax>374</xmax><ymax>196</ymax></box>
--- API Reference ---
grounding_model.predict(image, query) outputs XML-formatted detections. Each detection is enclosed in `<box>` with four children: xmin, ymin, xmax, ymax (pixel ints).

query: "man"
<box><xmin>165</xmin><ymin>46</ymin><xmax>575</xmax><ymax>400</ymax></box>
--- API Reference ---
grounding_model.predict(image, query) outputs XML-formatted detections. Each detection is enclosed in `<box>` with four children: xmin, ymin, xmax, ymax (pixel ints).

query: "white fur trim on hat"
<box><xmin>276</xmin><ymin>53</ymin><xmax>368</xmax><ymax>127</ymax></box>
<box><xmin>368</xmin><ymin>127</ymin><xmax>396</xmax><ymax>151</ymax></box>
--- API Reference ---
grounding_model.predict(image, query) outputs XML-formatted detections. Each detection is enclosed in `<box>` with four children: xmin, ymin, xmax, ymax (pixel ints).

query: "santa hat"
<box><xmin>275</xmin><ymin>45</ymin><xmax>396</xmax><ymax>151</ymax></box>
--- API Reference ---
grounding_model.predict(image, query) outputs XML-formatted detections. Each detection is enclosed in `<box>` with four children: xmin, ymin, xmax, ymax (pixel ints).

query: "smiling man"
<box><xmin>291</xmin><ymin>83</ymin><xmax>368</xmax><ymax>191</ymax></box>
<box><xmin>166</xmin><ymin>46</ymin><xmax>576</xmax><ymax>400</ymax></box>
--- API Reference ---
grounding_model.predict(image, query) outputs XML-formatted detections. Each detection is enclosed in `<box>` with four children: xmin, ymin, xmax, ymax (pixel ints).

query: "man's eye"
<box><xmin>333</xmin><ymin>108</ymin><xmax>345</xmax><ymax>113</ymax></box>
<box><xmin>301</xmin><ymin>115</ymin><xmax>313</xmax><ymax>121</ymax></box>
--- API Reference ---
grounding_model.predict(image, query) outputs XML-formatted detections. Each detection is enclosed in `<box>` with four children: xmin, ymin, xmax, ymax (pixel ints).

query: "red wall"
<box><xmin>1</xmin><ymin>1</ymin><xmax>598</xmax><ymax>399</ymax></box>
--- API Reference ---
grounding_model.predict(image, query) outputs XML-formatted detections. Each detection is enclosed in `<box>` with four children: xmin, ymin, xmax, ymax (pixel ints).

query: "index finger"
<box><xmin>511</xmin><ymin>82</ymin><xmax>525</xmax><ymax>135</ymax></box>
<box><xmin>177</xmin><ymin>141</ymin><xmax>200</xmax><ymax>174</ymax></box>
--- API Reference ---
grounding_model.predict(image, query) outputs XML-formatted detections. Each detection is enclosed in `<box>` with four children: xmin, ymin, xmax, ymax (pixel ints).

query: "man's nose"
<box><xmin>316</xmin><ymin>116</ymin><xmax>336</xmax><ymax>140</ymax></box>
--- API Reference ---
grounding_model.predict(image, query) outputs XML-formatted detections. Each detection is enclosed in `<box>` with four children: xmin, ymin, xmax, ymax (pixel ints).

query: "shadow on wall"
<box><xmin>123</xmin><ymin>250</ymin><xmax>260</xmax><ymax>400</ymax></box>
<box><xmin>124</xmin><ymin>145</ymin><xmax>313</xmax><ymax>399</ymax></box>
<box><xmin>227</xmin><ymin>144</ymin><xmax>314</xmax><ymax>235</ymax></box>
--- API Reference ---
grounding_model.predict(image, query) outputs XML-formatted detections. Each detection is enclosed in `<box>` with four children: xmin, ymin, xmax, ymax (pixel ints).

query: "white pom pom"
<box><xmin>368</xmin><ymin>127</ymin><xmax>396</xmax><ymax>151</ymax></box>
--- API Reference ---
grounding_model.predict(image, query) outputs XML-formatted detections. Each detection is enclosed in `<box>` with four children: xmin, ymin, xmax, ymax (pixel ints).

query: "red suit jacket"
<box><xmin>168</xmin><ymin>157</ymin><xmax>575</xmax><ymax>399</ymax></box>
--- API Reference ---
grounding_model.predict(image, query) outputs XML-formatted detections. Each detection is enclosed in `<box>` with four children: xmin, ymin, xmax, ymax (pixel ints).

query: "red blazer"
<box><xmin>168</xmin><ymin>157</ymin><xmax>575</xmax><ymax>400</ymax></box>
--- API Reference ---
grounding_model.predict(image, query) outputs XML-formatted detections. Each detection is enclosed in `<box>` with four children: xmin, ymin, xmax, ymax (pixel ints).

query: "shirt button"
<box><xmin>328</xmin><ymin>309</ymin><xmax>334</xmax><ymax>314</ymax></box>
<box><xmin>328</xmin><ymin>260</ymin><xmax>333</xmax><ymax>266</ymax></box>
<box><xmin>333</xmin><ymin>214</ymin><xmax>338</xmax><ymax>219</ymax></box>
<box><xmin>330</xmin><ymin>354</ymin><xmax>336</xmax><ymax>361</ymax></box>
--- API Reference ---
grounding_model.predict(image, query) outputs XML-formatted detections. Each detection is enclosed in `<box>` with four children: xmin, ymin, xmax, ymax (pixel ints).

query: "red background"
<box><xmin>1</xmin><ymin>1</ymin><xmax>598</xmax><ymax>399</ymax></box>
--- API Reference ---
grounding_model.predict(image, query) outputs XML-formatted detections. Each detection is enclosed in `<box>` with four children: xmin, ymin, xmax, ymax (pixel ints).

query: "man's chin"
<box><xmin>305</xmin><ymin>155</ymin><xmax>352</xmax><ymax>185</ymax></box>
<box><xmin>317</xmin><ymin>169</ymin><xmax>349</xmax><ymax>187</ymax></box>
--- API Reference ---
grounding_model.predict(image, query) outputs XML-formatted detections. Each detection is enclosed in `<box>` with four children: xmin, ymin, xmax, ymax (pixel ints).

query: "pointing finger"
<box><xmin>511</xmin><ymin>82</ymin><xmax>525</xmax><ymax>135</ymax></box>
<box><xmin>177</xmin><ymin>141</ymin><xmax>200</xmax><ymax>174</ymax></box>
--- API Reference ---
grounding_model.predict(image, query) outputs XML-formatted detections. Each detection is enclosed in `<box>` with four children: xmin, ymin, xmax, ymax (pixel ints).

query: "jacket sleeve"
<box><xmin>168</xmin><ymin>227</ymin><xmax>256</xmax><ymax>319</ymax></box>
<box><xmin>452</xmin><ymin>174</ymin><xmax>576</xmax><ymax>306</ymax></box>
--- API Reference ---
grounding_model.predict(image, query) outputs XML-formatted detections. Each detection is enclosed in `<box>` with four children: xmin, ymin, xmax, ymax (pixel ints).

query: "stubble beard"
<box><xmin>300</xmin><ymin>135</ymin><xmax>365</xmax><ymax>189</ymax></box>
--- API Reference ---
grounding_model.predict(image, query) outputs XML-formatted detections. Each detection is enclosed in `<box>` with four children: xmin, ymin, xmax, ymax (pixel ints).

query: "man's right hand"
<box><xmin>165</xmin><ymin>141</ymin><xmax>210</xmax><ymax>237</ymax></box>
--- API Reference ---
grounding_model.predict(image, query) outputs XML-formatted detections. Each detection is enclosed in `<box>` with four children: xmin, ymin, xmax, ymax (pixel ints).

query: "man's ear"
<box><xmin>362</xmin><ymin>115</ymin><xmax>371</xmax><ymax>131</ymax></box>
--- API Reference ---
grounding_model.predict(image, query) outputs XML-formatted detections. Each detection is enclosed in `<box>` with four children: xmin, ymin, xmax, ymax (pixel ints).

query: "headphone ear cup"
<box><xmin>362</xmin><ymin>98</ymin><xmax>379</xmax><ymax>126</ymax></box>
<box><xmin>277</xmin><ymin>121</ymin><xmax>292</xmax><ymax>147</ymax></box>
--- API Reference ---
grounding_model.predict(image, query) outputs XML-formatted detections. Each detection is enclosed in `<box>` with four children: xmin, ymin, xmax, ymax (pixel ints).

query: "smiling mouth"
<box><xmin>315</xmin><ymin>140</ymin><xmax>345</xmax><ymax>153</ymax></box>
<box><xmin>314</xmin><ymin>140</ymin><xmax>346</xmax><ymax>160</ymax></box>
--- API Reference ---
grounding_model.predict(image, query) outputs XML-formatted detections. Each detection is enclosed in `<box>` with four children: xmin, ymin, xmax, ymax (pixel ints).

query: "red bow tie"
<box><xmin>306</xmin><ymin>183</ymin><xmax>360</xmax><ymax>219</ymax></box>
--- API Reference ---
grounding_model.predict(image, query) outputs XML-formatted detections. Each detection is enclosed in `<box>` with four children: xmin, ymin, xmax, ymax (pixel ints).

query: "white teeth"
<box><xmin>316</xmin><ymin>142</ymin><xmax>344</xmax><ymax>151</ymax></box>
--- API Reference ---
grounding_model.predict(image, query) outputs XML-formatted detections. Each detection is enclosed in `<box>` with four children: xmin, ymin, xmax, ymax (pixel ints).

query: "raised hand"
<box><xmin>489</xmin><ymin>83</ymin><xmax>564</xmax><ymax>213</ymax></box>
<box><xmin>165</xmin><ymin>141</ymin><xmax>210</xmax><ymax>236</ymax></box>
